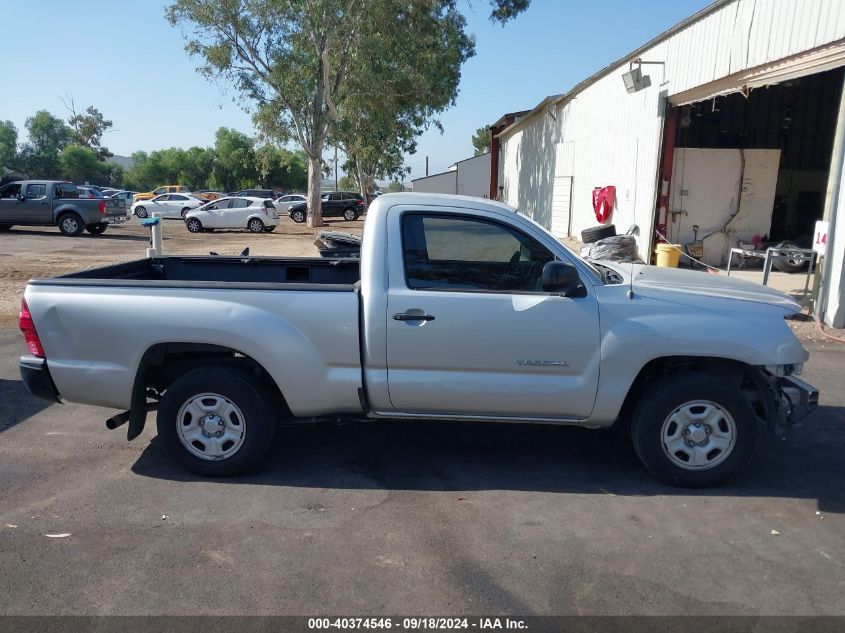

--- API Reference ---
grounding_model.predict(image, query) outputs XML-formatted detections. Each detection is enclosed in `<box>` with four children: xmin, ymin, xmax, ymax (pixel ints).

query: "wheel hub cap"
<box><xmin>176</xmin><ymin>393</ymin><xmax>246</xmax><ymax>461</ymax></box>
<box><xmin>660</xmin><ymin>400</ymin><xmax>736</xmax><ymax>471</ymax></box>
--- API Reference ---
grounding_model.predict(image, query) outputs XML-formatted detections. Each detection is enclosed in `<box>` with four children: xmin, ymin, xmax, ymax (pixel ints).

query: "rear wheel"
<box><xmin>86</xmin><ymin>223</ymin><xmax>108</xmax><ymax>235</ymax></box>
<box><xmin>291</xmin><ymin>209</ymin><xmax>306</xmax><ymax>223</ymax></box>
<box><xmin>630</xmin><ymin>372</ymin><xmax>758</xmax><ymax>487</ymax></box>
<box><xmin>342</xmin><ymin>207</ymin><xmax>359</xmax><ymax>221</ymax></box>
<box><xmin>181</xmin><ymin>207</ymin><xmax>191</xmax><ymax>218</ymax></box>
<box><xmin>135</xmin><ymin>206</ymin><xmax>148</xmax><ymax>218</ymax></box>
<box><xmin>57</xmin><ymin>213</ymin><xmax>84</xmax><ymax>237</ymax></box>
<box><xmin>156</xmin><ymin>366</ymin><xmax>276</xmax><ymax>477</ymax></box>
<box><xmin>248</xmin><ymin>218</ymin><xmax>265</xmax><ymax>233</ymax></box>
<box><xmin>186</xmin><ymin>218</ymin><xmax>203</xmax><ymax>233</ymax></box>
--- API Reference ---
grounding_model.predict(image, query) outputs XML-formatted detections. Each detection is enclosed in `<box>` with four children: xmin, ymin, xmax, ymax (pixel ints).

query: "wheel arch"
<box><xmin>129</xmin><ymin>342</ymin><xmax>291</xmax><ymax>439</ymax></box>
<box><xmin>616</xmin><ymin>355</ymin><xmax>772</xmax><ymax>430</ymax></box>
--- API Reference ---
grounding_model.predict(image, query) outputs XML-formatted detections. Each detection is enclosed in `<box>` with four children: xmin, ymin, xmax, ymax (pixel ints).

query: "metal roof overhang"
<box><xmin>670</xmin><ymin>38</ymin><xmax>845</xmax><ymax>106</ymax></box>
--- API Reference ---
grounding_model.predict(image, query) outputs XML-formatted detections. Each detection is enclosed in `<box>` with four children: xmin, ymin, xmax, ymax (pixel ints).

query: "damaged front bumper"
<box><xmin>778</xmin><ymin>375</ymin><xmax>819</xmax><ymax>424</ymax></box>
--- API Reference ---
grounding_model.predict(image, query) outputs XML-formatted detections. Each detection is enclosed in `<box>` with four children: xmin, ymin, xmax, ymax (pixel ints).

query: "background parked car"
<box><xmin>234</xmin><ymin>188</ymin><xmax>277</xmax><ymax>199</ymax></box>
<box><xmin>274</xmin><ymin>193</ymin><xmax>306</xmax><ymax>213</ymax></box>
<box><xmin>131</xmin><ymin>193</ymin><xmax>204</xmax><ymax>219</ymax></box>
<box><xmin>192</xmin><ymin>189</ymin><xmax>225</xmax><ymax>201</ymax></box>
<box><xmin>0</xmin><ymin>180</ymin><xmax>109</xmax><ymax>235</ymax></box>
<box><xmin>77</xmin><ymin>186</ymin><xmax>104</xmax><ymax>199</ymax></box>
<box><xmin>185</xmin><ymin>196</ymin><xmax>279</xmax><ymax>233</ymax></box>
<box><xmin>133</xmin><ymin>185</ymin><xmax>191</xmax><ymax>202</ymax></box>
<box><xmin>288</xmin><ymin>191</ymin><xmax>365</xmax><ymax>223</ymax></box>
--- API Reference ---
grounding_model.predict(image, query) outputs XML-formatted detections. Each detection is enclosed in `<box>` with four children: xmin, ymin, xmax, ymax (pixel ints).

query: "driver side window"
<box><xmin>401</xmin><ymin>214</ymin><xmax>554</xmax><ymax>293</ymax></box>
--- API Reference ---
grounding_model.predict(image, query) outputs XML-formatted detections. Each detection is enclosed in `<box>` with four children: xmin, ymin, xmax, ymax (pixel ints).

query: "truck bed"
<box><xmin>37</xmin><ymin>255</ymin><xmax>361</xmax><ymax>288</ymax></box>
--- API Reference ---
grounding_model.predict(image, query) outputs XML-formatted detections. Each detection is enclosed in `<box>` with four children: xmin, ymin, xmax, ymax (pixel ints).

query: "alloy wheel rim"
<box><xmin>63</xmin><ymin>217</ymin><xmax>79</xmax><ymax>233</ymax></box>
<box><xmin>187</xmin><ymin>219</ymin><xmax>200</xmax><ymax>232</ymax></box>
<box><xmin>660</xmin><ymin>400</ymin><xmax>736</xmax><ymax>471</ymax></box>
<box><xmin>250</xmin><ymin>220</ymin><xmax>262</xmax><ymax>232</ymax></box>
<box><xmin>176</xmin><ymin>392</ymin><xmax>247</xmax><ymax>461</ymax></box>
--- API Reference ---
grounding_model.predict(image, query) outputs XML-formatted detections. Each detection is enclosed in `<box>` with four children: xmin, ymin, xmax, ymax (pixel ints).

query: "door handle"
<box><xmin>393</xmin><ymin>312</ymin><xmax>435</xmax><ymax>322</ymax></box>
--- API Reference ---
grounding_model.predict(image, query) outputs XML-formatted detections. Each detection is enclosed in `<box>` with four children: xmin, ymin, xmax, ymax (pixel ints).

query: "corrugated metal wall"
<box><xmin>500</xmin><ymin>0</ymin><xmax>845</xmax><ymax>257</ymax></box>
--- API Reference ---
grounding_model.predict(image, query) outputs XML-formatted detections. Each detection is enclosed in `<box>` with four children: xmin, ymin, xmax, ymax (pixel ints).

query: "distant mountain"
<box><xmin>109</xmin><ymin>154</ymin><xmax>134</xmax><ymax>170</ymax></box>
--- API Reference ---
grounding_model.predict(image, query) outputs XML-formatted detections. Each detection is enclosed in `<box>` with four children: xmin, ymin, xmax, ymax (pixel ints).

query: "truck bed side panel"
<box><xmin>25</xmin><ymin>284</ymin><xmax>363</xmax><ymax>416</ymax></box>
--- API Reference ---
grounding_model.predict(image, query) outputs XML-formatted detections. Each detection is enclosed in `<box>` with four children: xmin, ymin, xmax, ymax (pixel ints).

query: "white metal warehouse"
<box><xmin>497</xmin><ymin>0</ymin><xmax>845</xmax><ymax>327</ymax></box>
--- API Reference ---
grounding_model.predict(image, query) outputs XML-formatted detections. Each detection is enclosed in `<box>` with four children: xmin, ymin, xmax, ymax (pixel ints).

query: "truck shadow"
<box><xmin>131</xmin><ymin>405</ymin><xmax>845</xmax><ymax>513</ymax></box>
<box><xmin>0</xmin><ymin>379</ymin><xmax>51</xmax><ymax>433</ymax></box>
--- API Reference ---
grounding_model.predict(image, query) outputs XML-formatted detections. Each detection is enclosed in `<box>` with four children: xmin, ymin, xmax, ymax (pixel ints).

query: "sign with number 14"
<box><xmin>813</xmin><ymin>220</ymin><xmax>829</xmax><ymax>256</ymax></box>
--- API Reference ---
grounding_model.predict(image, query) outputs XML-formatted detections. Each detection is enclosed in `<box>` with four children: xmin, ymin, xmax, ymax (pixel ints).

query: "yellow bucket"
<box><xmin>655</xmin><ymin>243</ymin><xmax>681</xmax><ymax>268</ymax></box>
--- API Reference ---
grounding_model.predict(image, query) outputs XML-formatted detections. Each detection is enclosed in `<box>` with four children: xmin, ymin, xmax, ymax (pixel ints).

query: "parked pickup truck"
<box><xmin>18</xmin><ymin>193</ymin><xmax>818</xmax><ymax>486</ymax></box>
<box><xmin>0</xmin><ymin>180</ymin><xmax>111</xmax><ymax>236</ymax></box>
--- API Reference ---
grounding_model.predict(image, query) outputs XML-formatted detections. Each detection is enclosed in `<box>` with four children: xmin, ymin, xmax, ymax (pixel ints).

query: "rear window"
<box><xmin>56</xmin><ymin>183</ymin><xmax>79</xmax><ymax>198</ymax></box>
<box><xmin>230</xmin><ymin>198</ymin><xmax>251</xmax><ymax>209</ymax></box>
<box><xmin>263</xmin><ymin>199</ymin><xmax>275</xmax><ymax>209</ymax></box>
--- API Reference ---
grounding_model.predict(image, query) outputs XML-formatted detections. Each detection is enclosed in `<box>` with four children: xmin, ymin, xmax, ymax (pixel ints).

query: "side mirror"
<box><xmin>541</xmin><ymin>261</ymin><xmax>585</xmax><ymax>297</ymax></box>
<box><xmin>15</xmin><ymin>193</ymin><xmax>25</xmax><ymax>203</ymax></box>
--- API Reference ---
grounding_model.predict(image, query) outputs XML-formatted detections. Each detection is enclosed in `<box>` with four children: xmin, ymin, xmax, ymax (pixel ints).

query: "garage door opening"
<box><xmin>661</xmin><ymin>66</ymin><xmax>843</xmax><ymax>269</ymax></box>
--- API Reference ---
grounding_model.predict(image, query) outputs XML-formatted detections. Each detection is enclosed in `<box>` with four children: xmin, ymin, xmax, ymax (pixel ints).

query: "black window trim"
<box><xmin>399</xmin><ymin>211</ymin><xmax>560</xmax><ymax>296</ymax></box>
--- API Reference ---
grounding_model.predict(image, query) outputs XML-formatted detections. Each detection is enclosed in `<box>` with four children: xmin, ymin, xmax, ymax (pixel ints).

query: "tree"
<box><xmin>213</xmin><ymin>127</ymin><xmax>257</xmax><ymax>192</ymax></box>
<box><xmin>471</xmin><ymin>126</ymin><xmax>491</xmax><ymax>156</ymax></box>
<box><xmin>59</xmin><ymin>144</ymin><xmax>105</xmax><ymax>184</ymax></box>
<box><xmin>19</xmin><ymin>111</ymin><xmax>71</xmax><ymax>179</ymax></box>
<box><xmin>65</xmin><ymin>101</ymin><xmax>114</xmax><ymax>159</ymax></box>
<box><xmin>166</xmin><ymin>0</ymin><xmax>530</xmax><ymax>228</ymax></box>
<box><xmin>0</xmin><ymin>121</ymin><xmax>18</xmax><ymax>171</ymax></box>
<box><xmin>385</xmin><ymin>179</ymin><xmax>404</xmax><ymax>193</ymax></box>
<box><xmin>255</xmin><ymin>144</ymin><xmax>308</xmax><ymax>192</ymax></box>
<box><xmin>333</xmin><ymin>1</ymin><xmax>474</xmax><ymax>200</ymax></box>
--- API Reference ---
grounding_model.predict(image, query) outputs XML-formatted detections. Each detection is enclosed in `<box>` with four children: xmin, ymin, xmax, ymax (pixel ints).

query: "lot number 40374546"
<box><xmin>813</xmin><ymin>220</ymin><xmax>829</xmax><ymax>256</ymax></box>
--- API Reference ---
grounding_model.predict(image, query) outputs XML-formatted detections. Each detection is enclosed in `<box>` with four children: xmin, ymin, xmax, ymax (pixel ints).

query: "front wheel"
<box><xmin>630</xmin><ymin>372</ymin><xmax>758</xmax><ymax>487</ymax></box>
<box><xmin>135</xmin><ymin>206</ymin><xmax>148</xmax><ymax>218</ymax></box>
<box><xmin>156</xmin><ymin>366</ymin><xmax>276</xmax><ymax>477</ymax></box>
<box><xmin>290</xmin><ymin>209</ymin><xmax>306</xmax><ymax>223</ymax></box>
<box><xmin>57</xmin><ymin>213</ymin><xmax>85</xmax><ymax>237</ymax></box>
<box><xmin>248</xmin><ymin>218</ymin><xmax>265</xmax><ymax>233</ymax></box>
<box><xmin>342</xmin><ymin>207</ymin><xmax>359</xmax><ymax>221</ymax></box>
<box><xmin>86</xmin><ymin>223</ymin><xmax>108</xmax><ymax>235</ymax></box>
<box><xmin>181</xmin><ymin>208</ymin><xmax>192</xmax><ymax>219</ymax></box>
<box><xmin>185</xmin><ymin>218</ymin><xmax>203</xmax><ymax>233</ymax></box>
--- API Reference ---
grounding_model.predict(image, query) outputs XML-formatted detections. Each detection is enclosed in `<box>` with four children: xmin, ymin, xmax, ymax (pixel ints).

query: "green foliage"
<box><xmin>59</xmin><ymin>144</ymin><xmax>104</xmax><ymax>184</ymax></box>
<box><xmin>385</xmin><ymin>179</ymin><xmax>405</xmax><ymax>193</ymax></box>
<box><xmin>0</xmin><ymin>121</ymin><xmax>18</xmax><ymax>171</ymax></box>
<box><xmin>67</xmin><ymin>104</ymin><xmax>113</xmax><ymax>159</ymax></box>
<box><xmin>489</xmin><ymin>0</ymin><xmax>531</xmax><ymax>24</ymax></box>
<box><xmin>471</xmin><ymin>126</ymin><xmax>491</xmax><ymax>156</ymax></box>
<box><xmin>213</xmin><ymin>127</ymin><xmax>257</xmax><ymax>192</ymax></box>
<box><xmin>255</xmin><ymin>144</ymin><xmax>308</xmax><ymax>191</ymax></box>
<box><xmin>19</xmin><ymin>111</ymin><xmax>72</xmax><ymax>179</ymax></box>
<box><xmin>337</xmin><ymin>175</ymin><xmax>358</xmax><ymax>191</ymax></box>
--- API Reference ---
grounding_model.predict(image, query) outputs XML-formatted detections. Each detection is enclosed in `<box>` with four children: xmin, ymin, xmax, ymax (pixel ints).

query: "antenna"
<box><xmin>627</xmin><ymin>259</ymin><xmax>635</xmax><ymax>299</ymax></box>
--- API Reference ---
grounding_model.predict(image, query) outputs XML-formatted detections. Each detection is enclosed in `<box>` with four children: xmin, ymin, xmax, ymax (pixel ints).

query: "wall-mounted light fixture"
<box><xmin>622</xmin><ymin>58</ymin><xmax>665</xmax><ymax>94</ymax></box>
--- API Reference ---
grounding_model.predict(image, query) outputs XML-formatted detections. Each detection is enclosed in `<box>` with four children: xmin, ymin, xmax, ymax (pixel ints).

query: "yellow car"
<box><xmin>133</xmin><ymin>185</ymin><xmax>191</xmax><ymax>202</ymax></box>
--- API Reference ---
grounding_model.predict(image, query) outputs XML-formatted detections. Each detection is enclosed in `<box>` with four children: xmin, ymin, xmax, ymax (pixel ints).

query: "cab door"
<box><xmin>385</xmin><ymin>208</ymin><xmax>601</xmax><ymax>420</ymax></box>
<box><xmin>226</xmin><ymin>198</ymin><xmax>252</xmax><ymax>227</ymax></box>
<box><xmin>21</xmin><ymin>183</ymin><xmax>52</xmax><ymax>223</ymax></box>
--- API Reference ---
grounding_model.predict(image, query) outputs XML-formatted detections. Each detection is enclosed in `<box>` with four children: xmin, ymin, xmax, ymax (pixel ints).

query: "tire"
<box><xmin>290</xmin><ymin>209</ymin><xmax>306</xmax><ymax>223</ymax></box>
<box><xmin>156</xmin><ymin>365</ymin><xmax>276</xmax><ymax>477</ymax></box>
<box><xmin>185</xmin><ymin>218</ymin><xmax>203</xmax><ymax>233</ymax></box>
<box><xmin>772</xmin><ymin>241</ymin><xmax>809</xmax><ymax>273</ymax></box>
<box><xmin>630</xmin><ymin>372</ymin><xmax>758</xmax><ymax>488</ymax></box>
<box><xmin>0</xmin><ymin>224</ymin><xmax>12</xmax><ymax>231</ymax></box>
<box><xmin>86</xmin><ymin>223</ymin><xmax>108</xmax><ymax>235</ymax></box>
<box><xmin>581</xmin><ymin>224</ymin><xmax>616</xmax><ymax>243</ymax></box>
<box><xmin>57</xmin><ymin>213</ymin><xmax>85</xmax><ymax>237</ymax></box>
<box><xmin>342</xmin><ymin>207</ymin><xmax>359</xmax><ymax>221</ymax></box>
<box><xmin>135</xmin><ymin>206</ymin><xmax>148</xmax><ymax>218</ymax></box>
<box><xmin>181</xmin><ymin>208</ymin><xmax>191</xmax><ymax>219</ymax></box>
<box><xmin>248</xmin><ymin>218</ymin><xmax>265</xmax><ymax>233</ymax></box>
<box><xmin>265</xmin><ymin>226</ymin><xmax>276</xmax><ymax>232</ymax></box>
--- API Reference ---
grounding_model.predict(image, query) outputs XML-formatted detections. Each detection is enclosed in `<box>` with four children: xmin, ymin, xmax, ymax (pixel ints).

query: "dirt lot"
<box><xmin>0</xmin><ymin>216</ymin><xmax>363</xmax><ymax>327</ymax></box>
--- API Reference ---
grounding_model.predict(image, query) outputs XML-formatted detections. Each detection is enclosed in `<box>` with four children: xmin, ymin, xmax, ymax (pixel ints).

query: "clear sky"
<box><xmin>2</xmin><ymin>0</ymin><xmax>710</xmax><ymax>181</ymax></box>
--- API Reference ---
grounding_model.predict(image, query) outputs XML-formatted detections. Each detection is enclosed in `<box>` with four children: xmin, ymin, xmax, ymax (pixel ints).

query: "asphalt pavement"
<box><xmin>0</xmin><ymin>328</ymin><xmax>843</xmax><ymax>615</ymax></box>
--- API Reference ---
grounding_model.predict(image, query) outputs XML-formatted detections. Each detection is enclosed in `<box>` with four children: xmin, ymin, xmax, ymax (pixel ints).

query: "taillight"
<box><xmin>19</xmin><ymin>299</ymin><xmax>45</xmax><ymax>358</ymax></box>
<box><xmin>99</xmin><ymin>200</ymin><xmax>107</xmax><ymax>215</ymax></box>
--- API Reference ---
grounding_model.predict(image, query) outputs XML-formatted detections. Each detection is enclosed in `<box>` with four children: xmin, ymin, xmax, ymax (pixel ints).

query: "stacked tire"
<box><xmin>581</xmin><ymin>224</ymin><xmax>616</xmax><ymax>244</ymax></box>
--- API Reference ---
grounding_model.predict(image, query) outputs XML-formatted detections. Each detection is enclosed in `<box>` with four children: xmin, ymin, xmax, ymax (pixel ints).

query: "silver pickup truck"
<box><xmin>0</xmin><ymin>180</ymin><xmax>111</xmax><ymax>235</ymax></box>
<box><xmin>18</xmin><ymin>193</ymin><xmax>818</xmax><ymax>487</ymax></box>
